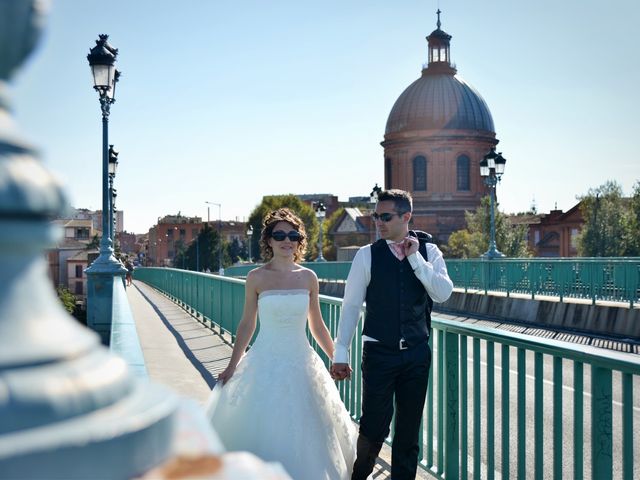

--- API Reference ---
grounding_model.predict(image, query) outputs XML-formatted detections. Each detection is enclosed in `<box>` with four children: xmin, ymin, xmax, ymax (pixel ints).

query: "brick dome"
<box><xmin>385</xmin><ymin>73</ymin><xmax>495</xmax><ymax>135</ymax></box>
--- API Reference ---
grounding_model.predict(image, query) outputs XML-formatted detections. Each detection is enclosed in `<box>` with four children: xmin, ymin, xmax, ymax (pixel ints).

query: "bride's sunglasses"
<box><xmin>271</xmin><ymin>230</ymin><xmax>303</xmax><ymax>242</ymax></box>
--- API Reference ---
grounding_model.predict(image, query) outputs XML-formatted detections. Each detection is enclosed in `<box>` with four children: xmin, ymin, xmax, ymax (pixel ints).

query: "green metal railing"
<box><xmin>446</xmin><ymin>258</ymin><xmax>640</xmax><ymax>307</ymax></box>
<box><xmin>134</xmin><ymin>268</ymin><xmax>640</xmax><ymax>479</ymax></box>
<box><xmin>226</xmin><ymin>258</ymin><xmax>640</xmax><ymax>307</ymax></box>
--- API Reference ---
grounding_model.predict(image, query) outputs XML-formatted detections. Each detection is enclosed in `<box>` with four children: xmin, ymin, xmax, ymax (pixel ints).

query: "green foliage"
<box><xmin>175</xmin><ymin>224</ymin><xmax>230</xmax><ymax>271</ymax></box>
<box><xmin>56</xmin><ymin>285</ymin><xmax>76</xmax><ymax>314</ymax></box>
<box><xmin>446</xmin><ymin>230</ymin><xmax>485</xmax><ymax>258</ymax></box>
<box><xmin>247</xmin><ymin>195</ymin><xmax>318</xmax><ymax>261</ymax></box>
<box><xmin>577</xmin><ymin>180</ymin><xmax>640</xmax><ymax>257</ymax></box>
<box><xmin>445</xmin><ymin>196</ymin><xmax>531</xmax><ymax>258</ymax></box>
<box><xmin>87</xmin><ymin>234</ymin><xmax>100</xmax><ymax>250</ymax></box>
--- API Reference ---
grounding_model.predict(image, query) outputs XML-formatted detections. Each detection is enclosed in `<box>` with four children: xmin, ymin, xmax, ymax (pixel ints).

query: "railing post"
<box><xmin>444</xmin><ymin>330</ymin><xmax>460</xmax><ymax>478</ymax></box>
<box><xmin>591</xmin><ymin>365</ymin><xmax>613</xmax><ymax>479</ymax></box>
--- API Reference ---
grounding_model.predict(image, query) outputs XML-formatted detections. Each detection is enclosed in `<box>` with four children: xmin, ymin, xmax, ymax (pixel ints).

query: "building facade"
<box><xmin>511</xmin><ymin>203</ymin><xmax>584</xmax><ymax>257</ymax></box>
<box><xmin>381</xmin><ymin>12</ymin><xmax>497</xmax><ymax>242</ymax></box>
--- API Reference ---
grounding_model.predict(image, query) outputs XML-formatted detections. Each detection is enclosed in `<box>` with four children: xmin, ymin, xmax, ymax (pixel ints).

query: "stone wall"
<box><xmin>319</xmin><ymin>282</ymin><xmax>640</xmax><ymax>342</ymax></box>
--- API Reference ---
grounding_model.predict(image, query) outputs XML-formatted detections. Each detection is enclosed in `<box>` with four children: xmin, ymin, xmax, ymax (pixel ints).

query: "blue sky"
<box><xmin>12</xmin><ymin>0</ymin><xmax>640</xmax><ymax>233</ymax></box>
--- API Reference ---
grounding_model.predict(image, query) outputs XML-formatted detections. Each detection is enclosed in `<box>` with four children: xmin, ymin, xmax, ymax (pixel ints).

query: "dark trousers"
<box><xmin>352</xmin><ymin>341</ymin><xmax>431</xmax><ymax>480</ymax></box>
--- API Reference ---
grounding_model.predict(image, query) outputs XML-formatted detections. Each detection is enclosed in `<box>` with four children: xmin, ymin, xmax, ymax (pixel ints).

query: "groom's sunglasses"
<box><xmin>271</xmin><ymin>230</ymin><xmax>303</xmax><ymax>242</ymax></box>
<box><xmin>372</xmin><ymin>212</ymin><xmax>406</xmax><ymax>223</ymax></box>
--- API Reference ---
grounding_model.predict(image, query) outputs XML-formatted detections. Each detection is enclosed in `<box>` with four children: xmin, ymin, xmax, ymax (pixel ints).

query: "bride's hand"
<box><xmin>218</xmin><ymin>365</ymin><xmax>236</xmax><ymax>385</ymax></box>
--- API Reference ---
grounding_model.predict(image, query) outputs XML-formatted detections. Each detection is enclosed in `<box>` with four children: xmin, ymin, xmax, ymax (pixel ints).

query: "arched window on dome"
<box><xmin>457</xmin><ymin>155</ymin><xmax>470</xmax><ymax>191</ymax></box>
<box><xmin>413</xmin><ymin>156</ymin><xmax>427</xmax><ymax>191</ymax></box>
<box><xmin>385</xmin><ymin>158</ymin><xmax>392</xmax><ymax>189</ymax></box>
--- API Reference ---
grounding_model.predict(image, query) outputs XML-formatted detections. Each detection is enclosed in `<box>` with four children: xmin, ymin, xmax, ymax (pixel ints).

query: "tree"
<box><xmin>446</xmin><ymin>229</ymin><xmax>485</xmax><ymax>259</ymax></box>
<box><xmin>247</xmin><ymin>195</ymin><xmax>318</xmax><ymax>262</ymax></box>
<box><xmin>577</xmin><ymin>180</ymin><xmax>638</xmax><ymax>257</ymax></box>
<box><xmin>228</xmin><ymin>237</ymin><xmax>245</xmax><ymax>264</ymax></box>
<box><xmin>445</xmin><ymin>196</ymin><xmax>531</xmax><ymax>258</ymax></box>
<box><xmin>56</xmin><ymin>285</ymin><xmax>76</xmax><ymax>314</ymax></box>
<box><xmin>175</xmin><ymin>224</ymin><xmax>228</xmax><ymax>271</ymax></box>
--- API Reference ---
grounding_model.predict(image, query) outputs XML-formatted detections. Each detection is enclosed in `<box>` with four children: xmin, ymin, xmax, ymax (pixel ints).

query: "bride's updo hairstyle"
<box><xmin>260</xmin><ymin>208</ymin><xmax>307</xmax><ymax>263</ymax></box>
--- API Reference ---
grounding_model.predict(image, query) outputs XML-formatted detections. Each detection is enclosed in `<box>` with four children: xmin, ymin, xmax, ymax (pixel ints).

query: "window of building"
<box><xmin>75</xmin><ymin>265</ymin><xmax>83</xmax><ymax>278</ymax></box>
<box><xmin>457</xmin><ymin>155</ymin><xmax>470</xmax><ymax>191</ymax></box>
<box><xmin>75</xmin><ymin>281</ymin><xmax>83</xmax><ymax>295</ymax></box>
<box><xmin>75</xmin><ymin>228</ymin><xmax>90</xmax><ymax>240</ymax></box>
<box><xmin>413</xmin><ymin>156</ymin><xmax>427</xmax><ymax>191</ymax></box>
<box><xmin>570</xmin><ymin>228</ymin><xmax>579</xmax><ymax>249</ymax></box>
<box><xmin>179</xmin><ymin>229</ymin><xmax>186</xmax><ymax>239</ymax></box>
<box><xmin>534</xmin><ymin>230</ymin><xmax>540</xmax><ymax>245</ymax></box>
<box><xmin>385</xmin><ymin>158</ymin><xmax>392</xmax><ymax>189</ymax></box>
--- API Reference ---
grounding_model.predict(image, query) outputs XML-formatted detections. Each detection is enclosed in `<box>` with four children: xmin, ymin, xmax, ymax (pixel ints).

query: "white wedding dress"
<box><xmin>206</xmin><ymin>289</ymin><xmax>356</xmax><ymax>480</ymax></box>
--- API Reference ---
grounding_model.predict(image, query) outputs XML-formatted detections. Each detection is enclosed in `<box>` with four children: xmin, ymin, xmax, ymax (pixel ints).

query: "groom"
<box><xmin>331</xmin><ymin>189</ymin><xmax>453</xmax><ymax>479</ymax></box>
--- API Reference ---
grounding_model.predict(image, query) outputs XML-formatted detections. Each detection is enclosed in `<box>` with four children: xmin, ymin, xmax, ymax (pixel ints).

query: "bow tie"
<box><xmin>389</xmin><ymin>242</ymin><xmax>406</xmax><ymax>261</ymax></box>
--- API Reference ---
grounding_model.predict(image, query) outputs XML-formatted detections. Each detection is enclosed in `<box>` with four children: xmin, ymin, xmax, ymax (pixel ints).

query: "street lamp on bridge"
<box><xmin>108</xmin><ymin>144</ymin><xmax>118</xmax><ymax>242</ymax></box>
<box><xmin>206</xmin><ymin>201</ymin><xmax>223</xmax><ymax>274</ymax></box>
<box><xmin>314</xmin><ymin>201</ymin><xmax>327</xmax><ymax>262</ymax></box>
<box><xmin>370</xmin><ymin>183</ymin><xmax>382</xmax><ymax>241</ymax></box>
<box><xmin>85</xmin><ymin>34</ymin><xmax>126</xmax><ymax>343</ymax></box>
<box><xmin>246</xmin><ymin>224</ymin><xmax>253</xmax><ymax>263</ymax></box>
<box><xmin>480</xmin><ymin>147</ymin><xmax>506</xmax><ymax>260</ymax></box>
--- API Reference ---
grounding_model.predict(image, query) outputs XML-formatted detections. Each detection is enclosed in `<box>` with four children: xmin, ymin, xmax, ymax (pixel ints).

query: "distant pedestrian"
<box><xmin>125</xmin><ymin>259</ymin><xmax>134</xmax><ymax>286</ymax></box>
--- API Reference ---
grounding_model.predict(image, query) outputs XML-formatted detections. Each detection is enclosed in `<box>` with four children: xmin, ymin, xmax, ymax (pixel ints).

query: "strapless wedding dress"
<box><xmin>206</xmin><ymin>289</ymin><xmax>356</xmax><ymax>480</ymax></box>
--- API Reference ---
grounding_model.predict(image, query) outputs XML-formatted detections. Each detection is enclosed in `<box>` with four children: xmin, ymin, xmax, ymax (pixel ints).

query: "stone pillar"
<box><xmin>0</xmin><ymin>2</ymin><xmax>178</xmax><ymax>477</ymax></box>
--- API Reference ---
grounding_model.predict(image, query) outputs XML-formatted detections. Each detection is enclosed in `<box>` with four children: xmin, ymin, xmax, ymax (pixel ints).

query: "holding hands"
<box><xmin>330</xmin><ymin>363</ymin><xmax>352</xmax><ymax>381</ymax></box>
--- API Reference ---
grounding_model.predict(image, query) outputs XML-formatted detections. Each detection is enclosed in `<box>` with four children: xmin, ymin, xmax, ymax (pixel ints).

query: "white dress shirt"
<box><xmin>333</xmin><ymin>240</ymin><xmax>453</xmax><ymax>364</ymax></box>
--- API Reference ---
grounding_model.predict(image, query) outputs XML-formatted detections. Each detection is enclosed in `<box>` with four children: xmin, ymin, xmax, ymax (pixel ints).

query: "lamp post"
<box><xmin>480</xmin><ymin>147</ymin><xmax>506</xmax><ymax>259</ymax></box>
<box><xmin>85</xmin><ymin>34</ymin><xmax>126</xmax><ymax>343</ymax></box>
<box><xmin>206</xmin><ymin>201</ymin><xmax>223</xmax><ymax>274</ymax></box>
<box><xmin>195</xmin><ymin>232</ymin><xmax>200</xmax><ymax>272</ymax></box>
<box><xmin>246</xmin><ymin>224</ymin><xmax>253</xmax><ymax>263</ymax></box>
<box><xmin>370</xmin><ymin>183</ymin><xmax>382</xmax><ymax>241</ymax></box>
<box><xmin>108</xmin><ymin>144</ymin><xmax>118</xmax><ymax>242</ymax></box>
<box><xmin>314</xmin><ymin>201</ymin><xmax>327</xmax><ymax>262</ymax></box>
<box><xmin>111</xmin><ymin>188</ymin><xmax>117</xmax><ymax>245</ymax></box>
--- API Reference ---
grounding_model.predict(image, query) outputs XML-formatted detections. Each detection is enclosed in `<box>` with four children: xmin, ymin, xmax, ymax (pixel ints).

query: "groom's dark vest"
<box><xmin>363</xmin><ymin>231</ymin><xmax>434</xmax><ymax>348</ymax></box>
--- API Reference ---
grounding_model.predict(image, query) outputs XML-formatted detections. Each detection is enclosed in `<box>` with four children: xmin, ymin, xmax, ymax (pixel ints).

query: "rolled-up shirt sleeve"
<box><xmin>407</xmin><ymin>243</ymin><xmax>453</xmax><ymax>303</ymax></box>
<box><xmin>333</xmin><ymin>246</ymin><xmax>370</xmax><ymax>364</ymax></box>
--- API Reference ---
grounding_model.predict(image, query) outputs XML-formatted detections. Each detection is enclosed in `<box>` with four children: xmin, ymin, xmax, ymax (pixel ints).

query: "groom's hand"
<box><xmin>330</xmin><ymin>363</ymin><xmax>352</xmax><ymax>381</ymax></box>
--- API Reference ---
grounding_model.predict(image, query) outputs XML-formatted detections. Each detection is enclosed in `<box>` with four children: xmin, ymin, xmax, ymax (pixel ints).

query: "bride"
<box><xmin>206</xmin><ymin>208</ymin><xmax>356</xmax><ymax>479</ymax></box>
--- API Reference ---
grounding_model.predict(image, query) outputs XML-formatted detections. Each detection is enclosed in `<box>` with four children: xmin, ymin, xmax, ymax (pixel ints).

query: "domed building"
<box><xmin>381</xmin><ymin>11</ymin><xmax>498</xmax><ymax>242</ymax></box>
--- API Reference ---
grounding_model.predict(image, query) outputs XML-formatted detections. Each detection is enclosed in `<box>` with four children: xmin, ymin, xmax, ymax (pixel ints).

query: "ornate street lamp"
<box><xmin>111</xmin><ymin>188</ymin><xmax>117</xmax><ymax>245</ymax></box>
<box><xmin>206</xmin><ymin>201</ymin><xmax>223</xmax><ymax>274</ymax></box>
<box><xmin>370</xmin><ymin>183</ymin><xmax>382</xmax><ymax>203</ymax></box>
<box><xmin>246</xmin><ymin>224</ymin><xmax>254</xmax><ymax>262</ymax></box>
<box><xmin>85</xmin><ymin>34</ymin><xmax>126</xmax><ymax>343</ymax></box>
<box><xmin>370</xmin><ymin>183</ymin><xmax>382</xmax><ymax>240</ymax></box>
<box><xmin>314</xmin><ymin>201</ymin><xmax>327</xmax><ymax>262</ymax></box>
<box><xmin>108</xmin><ymin>144</ymin><xmax>118</xmax><ymax>242</ymax></box>
<box><xmin>480</xmin><ymin>147</ymin><xmax>506</xmax><ymax>259</ymax></box>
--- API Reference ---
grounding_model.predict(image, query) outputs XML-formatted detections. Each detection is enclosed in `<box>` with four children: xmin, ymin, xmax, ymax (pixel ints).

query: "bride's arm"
<box><xmin>218</xmin><ymin>270</ymin><xmax>259</xmax><ymax>384</ymax></box>
<box><xmin>307</xmin><ymin>271</ymin><xmax>335</xmax><ymax>360</ymax></box>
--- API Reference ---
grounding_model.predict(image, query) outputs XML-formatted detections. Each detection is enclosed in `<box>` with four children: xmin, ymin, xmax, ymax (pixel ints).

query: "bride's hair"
<box><xmin>260</xmin><ymin>208</ymin><xmax>307</xmax><ymax>263</ymax></box>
